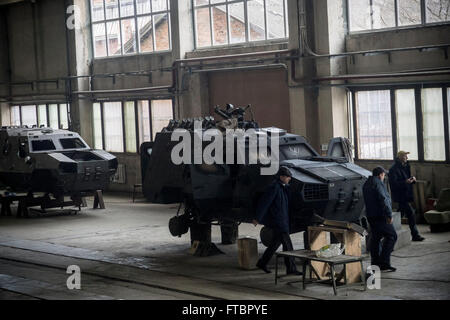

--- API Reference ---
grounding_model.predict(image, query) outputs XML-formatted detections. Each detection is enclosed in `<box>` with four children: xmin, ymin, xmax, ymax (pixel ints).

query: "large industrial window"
<box><xmin>90</xmin><ymin>0</ymin><xmax>171</xmax><ymax>58</ymax></box>
<box><xmin>8</xmin><ymin>104</ymin><xmax>70</xmax><ymax>130</ymax></box>
<box><xmin>395</xmin><ymin>89</ymin><xmax>418</xmax><ymax>160</ymax></box>
<box><xmin>193</xmin><ymin>0</ymin><xmax>289</xmax><ymax>48</ymax></box>
<box><xmin>355</xmin><ymin>90</ymin><xmax>393</xmax><ymax>160</ymax></box>
<box><xmin>422</xmin><ymin>88</ymin><xmax>446</xmax><ymax>161</ymax></box>
<box><xmin>348</xmin><ymin>0</ymin><xmax>450</xmax><ymax>32</ymax></box>
<box><xmin>93</xmin><ymin>99</ymin><xmax>173</xmax><ymax>153</ymax></box>
<box><xmin>352</xmin><ymin>86</ymin><xmax>450</xmax><ymax>162</ymax></box>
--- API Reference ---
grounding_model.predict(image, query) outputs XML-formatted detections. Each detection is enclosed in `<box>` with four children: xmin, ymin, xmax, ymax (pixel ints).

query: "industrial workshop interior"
<box><xmin>0</xmin><ymin>0</ymin><xmax>449</xmax><ymax>308</ymax></box>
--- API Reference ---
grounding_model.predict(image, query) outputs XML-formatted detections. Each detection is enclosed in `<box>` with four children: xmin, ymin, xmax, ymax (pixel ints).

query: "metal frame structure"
<box><xmin>89</xmin><ymin>0</ymin><xmax>172</xmax><ymax>58</ymax></box>
<box><xmin>350</xmin><ymin>84</ymin><xmax>450</xmax><ymax>164</ymax></box>
<box><xmin>192</xmin><ymin>0</ymin><xmax>289</xmax><ymax>49</ymax></box>
<box><xmin>347</xmin><ymin>0</ymin><xmax>450</xmax><ymax>34</ymax></box>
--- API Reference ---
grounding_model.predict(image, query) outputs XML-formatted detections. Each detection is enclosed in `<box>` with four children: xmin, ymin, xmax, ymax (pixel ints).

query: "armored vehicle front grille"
<box><xmin>303</xmin><ymin>184</ymin><xmax>329</xmax><ymax>201</ymax></box>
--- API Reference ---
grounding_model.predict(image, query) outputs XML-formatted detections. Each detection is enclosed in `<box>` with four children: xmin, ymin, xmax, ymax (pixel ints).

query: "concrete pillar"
<box><xmin>170</xmin><ymin>0</ymin><xmax>210</xmax><ymax>119</ymax></box>
<box><xmin>66</xmin><ymin>0</ymin><xmax>94</xmax><ymax>146</ymax></box>
<box><xmin>314</xmin><ymin>0</ymin><xmax>349</xmax><ymax>147</ymax></box>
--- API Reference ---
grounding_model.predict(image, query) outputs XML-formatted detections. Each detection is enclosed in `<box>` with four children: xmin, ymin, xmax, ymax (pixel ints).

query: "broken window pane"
<box><xmin>154</xmin><ymin>13</ymin><xmax>170</xmax><ymax>51</ymax></box>
<box><xmin>121</xmin><ymin>18</ymin><xmax>137</xmax><ymax>54</ymax></box>
<box><xmin>356</xmin><ymin>90</ymin><xmax>393</xmax><ymax>160</ymax></box>
<box><xmin>395</xmin><ymin>89</ymin><xmax>418</xmax><ymax>160</ymax></box>
<box><xmin>124</xmin><ymin>101</ymin><xmax>137</xmax><ymax>153</ymax></box>
<box><xmin>398</xmin><ymin>0</ymin><xmax>422</xmax><ymax>26</ymax></box>
<box><xmin>21</xmin><ymin>105</ymin><xmax>37</xmax><ymax>127</ymax></box>
<box><xmin>426</xmin><ymin>0</ymin><xmax>450</xmax><ymax>23</ymax></box>
<box><xmin>93</xmin><ymin>103</ymin><xmax>103</xmax><ymax>150</ymax></box>
<box><xmin>422</xmin><ymin>88</ymin><xmax>446</xmax><ymax>161</ymax></box>
<box><xmin>103</xmin><ymin>102</ymin><xmax>124</xmax><ymax>153</ymax></box>
<box><xmin>151</xmin><ymin>100</ymin><xmax>173</xmax><ymax>139</ymax></box>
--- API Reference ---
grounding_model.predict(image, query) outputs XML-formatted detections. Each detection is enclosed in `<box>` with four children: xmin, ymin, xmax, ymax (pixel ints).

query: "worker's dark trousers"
<box><xmin>398</xmin><ymin>202</ymin><xmax>420</xmax><ymax>238</ymax></box>
<box><xmin>368</xmin><ymin>217</ymin><xmax>398</xmax><ymax>266</ymax></box>
<box><xmin>259</xmin><ymin>231</ymin><xmax>296</xmax><ymax>272</ymax></box>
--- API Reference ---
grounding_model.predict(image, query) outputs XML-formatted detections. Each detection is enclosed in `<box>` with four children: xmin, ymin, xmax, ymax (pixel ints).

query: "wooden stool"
<box><xmin>132</xmin><ymin>184</ymin><xmax>142</xmax><ymax>202</ymax></box>
<box><xmin>308</xmin><ymin>225</ymin><xmax>362</xmax><ymax>283</ymax></box>
<box><xmin>93</xmin><ymin>190</ymin><xmax>105</xmax><ymax>209</ymax></box>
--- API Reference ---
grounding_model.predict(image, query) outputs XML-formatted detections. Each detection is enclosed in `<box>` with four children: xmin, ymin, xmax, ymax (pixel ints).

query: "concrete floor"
<box><xmin>0</xmin><ymin>193</ymin><xmax>449</xmax><ymax>300</ymax></box>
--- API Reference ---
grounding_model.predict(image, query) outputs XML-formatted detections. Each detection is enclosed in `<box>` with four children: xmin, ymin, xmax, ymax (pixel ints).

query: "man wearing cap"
<box><xmin>252</xmin><ymin>166</ymin><xmax>301</xmax><ymax>275</ymax></box>
<box><xmin>389</xmin><ymin>151</ymin><xmax>425</xmax><ymax>242</ymax></box>
<box><xmin>363</xmin><ymin>167</ymin><xmax>397</xmax><ymax>272</ymax></box>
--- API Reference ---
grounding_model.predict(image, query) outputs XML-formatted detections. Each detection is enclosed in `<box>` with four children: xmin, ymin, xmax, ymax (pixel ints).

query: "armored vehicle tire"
<box><xmin>260</xmin><ymin>227</ymin><xmax>274</xmax><ymax>247</ymax></box>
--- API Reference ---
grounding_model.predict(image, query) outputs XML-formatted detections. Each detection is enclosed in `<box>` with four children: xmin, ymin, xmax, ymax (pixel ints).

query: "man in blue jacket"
<box><xmin>389</xmin><ymin>151</ymin><xmax>425</xmax><ymax>241</ymax></box>
<box><xmin>252</xmin><ymin>166</ymin><xmax>300</xmax><ymax>275</ymax></box>
<box><xmin>363</xmin><ymin>166</ymin><xmax>397</xmax><ymax>272</ymax></box>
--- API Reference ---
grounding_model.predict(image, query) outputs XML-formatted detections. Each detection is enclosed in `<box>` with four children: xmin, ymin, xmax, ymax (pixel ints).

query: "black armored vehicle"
<box><xmin>140</xmin><ymin>105</ymin><xmax>370</xmax><ymax>245</ymax></box>
<box><xmin>0</xmin><ymin>126</ymin><xmax>117</xmax><ymax>215</ymax></box>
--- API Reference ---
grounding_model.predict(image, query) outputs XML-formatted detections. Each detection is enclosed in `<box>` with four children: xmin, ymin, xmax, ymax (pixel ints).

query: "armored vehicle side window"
<box><xmin>32</xmin><ymin>140</ymin><xmax>56</xmax><ymax>151</ymax></box>
<box><xmin>281</xmin><ymin>144</ymin><xmax>314</xmax><ymax>159</ymax></box>
<box><xmin>60</xmin><ymin>138</ymin><xmax>87</xmax><ymax>149</ymax></box>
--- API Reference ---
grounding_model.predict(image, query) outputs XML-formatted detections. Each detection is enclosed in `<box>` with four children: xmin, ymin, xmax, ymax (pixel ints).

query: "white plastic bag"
<box><xmin>315</xmin><ymin>243</ymin><xmax>346</xmax><ymax>258</ymax></box>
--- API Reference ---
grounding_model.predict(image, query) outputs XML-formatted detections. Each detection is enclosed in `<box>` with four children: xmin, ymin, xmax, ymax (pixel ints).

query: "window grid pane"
<box><xmin>103</xmin><ymin>102</ymin><xmax>124</xmax><ymax>152</ymax></box>
<box><xmin>356</xmin><ymin>90</ymin><xmax>393</xmax><ymax>160</ymax></box>
<box><xmin>91</xmin><ymin>0</ymin><xmax>171</xmax><ymax>58</ymax></box>
<box><xmin>124</xmin><ymin>101</ymin><xmax>137</xmax><ymax>153</ymax></box>
<box><xmin>395</xmin><ymin>89</ymin><xmax>418</xmax><ymax>160</ymax></box>
<box><xmin>10</xmin><ymin>105</ymin><xmax>21</xmax><ymax>126</ymax></box>
<box><xmin>93</xmin><ymin>103</ymin><xmax>104</xmax><ymax>150</ymax></box>
<box><xmin>422</xmin><ymin>88</ymin><xmax>446</xmax><ymax>161</ymax></box>
<box><xmin>59</xmin><ymin>104</ymin><xmax>69</xmax><ymax>129</ymax></box>
<box><xmin>21</xmin><ymin>105</ymin><xmax>37</xmax><ymax>127</ymax></box>
<box><xmin>194</xmin><ymin>0</ymin><xmax>288</xmax><ymax>48</ymax></box>
<box><xmin>425</xmin><ymin>0</ymin><xmax>450</xmax><ymax>23</ymax></box>
<box><xmin>38</xmin><ymin>105</ymin><xmax>47</xmax><ymax>127</ymax></box>
<box><xmin>151</xmin><ymin>100</ymin><xmax>173</xmax><ymax>139</ymax></box>
<box><xmin>138</xmin><ymin>100</ymin><xmax>151</xmax><ymax>143</ymax></box>
<box><xmin>48</xmin><ymin>104</ymin><xmax>59</xmax><ymax>129</ymax></box>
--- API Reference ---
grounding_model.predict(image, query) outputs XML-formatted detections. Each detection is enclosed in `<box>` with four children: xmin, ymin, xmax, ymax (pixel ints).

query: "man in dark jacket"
<box><xmin>388</xmin><ymin>151</ymin><xmax>425</xmax><ymax>241</ymax></box>
<box><xmin>252</xmin><ymin>166</ymin><xmax>300</xmax><ymax>275</ymax></box>
<box><xmin>363</xmin><ymin>166</ymin><xmax>397</xmax><ymax>272</ymax></box>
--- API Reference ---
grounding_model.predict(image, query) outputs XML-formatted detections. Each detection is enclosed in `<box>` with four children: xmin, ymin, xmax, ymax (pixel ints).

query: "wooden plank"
<box><xmin>308</xmin><ymin>228</ymin><xmax>328</xmax><ymax>279</ymax></box>
<box><xmin>344</xmin><ymin>230</ymin><xmax>362</xmax><ymax>283</ymax></box>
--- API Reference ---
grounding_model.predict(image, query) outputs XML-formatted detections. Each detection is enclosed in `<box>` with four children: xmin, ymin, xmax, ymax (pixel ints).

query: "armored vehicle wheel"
<box><xmin>260</xmin><ymin>226</ymin><xmax>274</xmax><ymax>247</ymax></box>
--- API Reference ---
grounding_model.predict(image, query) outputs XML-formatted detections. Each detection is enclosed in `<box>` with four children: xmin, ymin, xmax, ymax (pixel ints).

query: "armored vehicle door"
<box><xmin>327</xmin><ymin>137</ymin><xmax>353</xmax><ymax>163</ymax></box>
